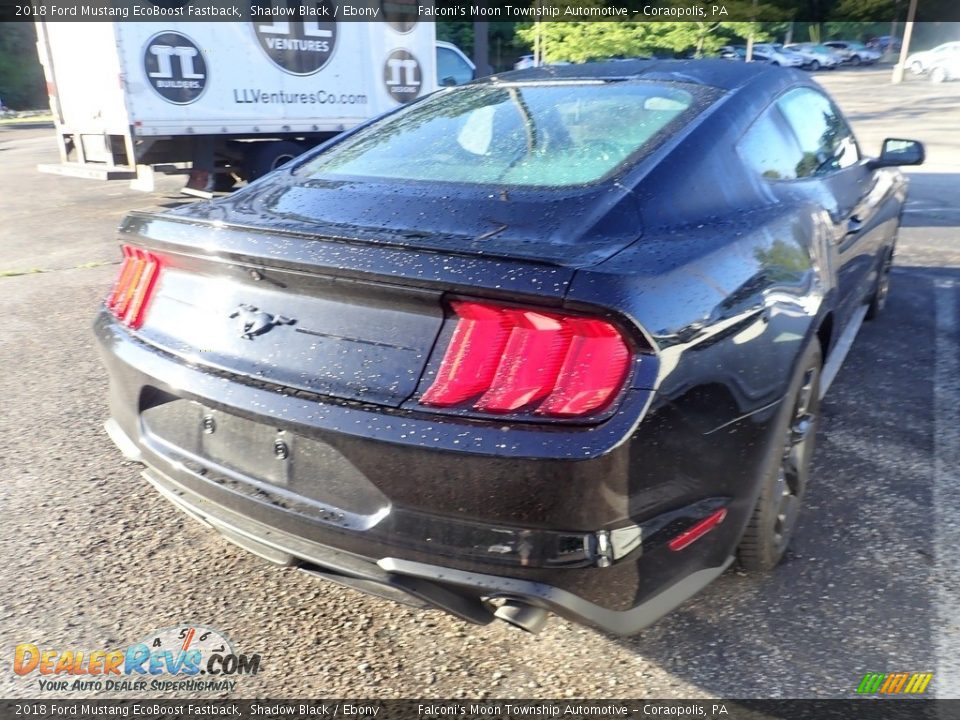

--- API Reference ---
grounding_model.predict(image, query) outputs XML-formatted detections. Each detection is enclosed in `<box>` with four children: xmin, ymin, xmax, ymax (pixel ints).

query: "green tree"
<box><xmin>516</xmin><ymin>18</ymin><xmax>779</xmax><ymax>63</ymax></box>
<box><xmin>0</xmin><ymin>24</ymin><xmax>46</xmax><ymax>110</ymax></box>
<box><xmin>516</xmin><ymin>21</ymin><xmax>677</xmax><ymax>63</ymax></box>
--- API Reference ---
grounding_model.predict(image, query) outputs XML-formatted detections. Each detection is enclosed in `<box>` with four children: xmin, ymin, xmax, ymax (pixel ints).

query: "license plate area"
<box><xmin>140</xmin><ymin>397</ymin><xmax>389</xmax><ymax>523</ymax></box>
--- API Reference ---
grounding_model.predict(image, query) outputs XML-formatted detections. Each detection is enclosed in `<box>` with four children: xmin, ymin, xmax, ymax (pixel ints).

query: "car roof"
<box><xmin>486</xmin><ymin>58</ymin><xmax>781</xmax><ymax>92</ymax></box>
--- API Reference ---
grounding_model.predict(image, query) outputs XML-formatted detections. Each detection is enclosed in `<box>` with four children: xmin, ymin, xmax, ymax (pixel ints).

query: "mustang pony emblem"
<box><xmin>229</xmin><ymin>304</ymin><xmax>294</xmax><ymax>339</ymax></box>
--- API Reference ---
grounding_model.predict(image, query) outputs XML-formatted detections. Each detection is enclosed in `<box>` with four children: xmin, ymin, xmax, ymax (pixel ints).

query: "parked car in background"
<box><xmin>927</xmin><ymin>52</ymin><xmax>960</xmax><ymax>83</ymax></box>
<box><xmin>906</xmin><ymin>42</ymin><xmax>960</xmax><ymax>76</ymax></box>
<box><xmin>436</xmin><ymin>41</ymin><xmax>477</xmax><ymax>86</ymax></box>
<box><xmin>514</xmin><ymin>54</ymin><xmax>536</xmax><ymax>70</ymax></box>
<box><xmin>752</xmin><ymin>44</ymin><xmax>805</xmax><ymax>68</ymax></box>
<box><xmin>823</xmin><ymin>41</ymin><xmax>881</xmax><ymax>65</ymax></box>
<box><xmin>867</xmin><ymin>36</ymin><xmax>901</xmax><ymax>54</ymax></box>
<box><xmin>96</xmin><ymin>59</ymin><xmax>924</xmax><ymax>636</ymax></box>
<box><xmin>784</xmin><ymin>43</ymin><xmax>841</xmax><ymax>71</ymax></box>
<box><xmin>718</xmin><ymin>45</ymin><xmax>746</xmax><ymax>61</ymax></box>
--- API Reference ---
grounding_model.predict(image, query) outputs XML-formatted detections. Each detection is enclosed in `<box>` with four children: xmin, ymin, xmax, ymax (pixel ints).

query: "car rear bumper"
<box><xmin>95</xmin><ymin>309</ymin><xmax>764</xmax><ymax>634</ymax></box>
<box><xmin>120</xmin><ymin>432</ymin><xmax>731</xmax><ymax>635</ymax></box>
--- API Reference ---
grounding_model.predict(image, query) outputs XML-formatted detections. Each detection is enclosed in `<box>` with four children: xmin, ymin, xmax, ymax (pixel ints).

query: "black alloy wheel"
<box><xmin>739</xmin><ymin>340</ymin><xmax>822</xmax><ymax>571</ymax></box>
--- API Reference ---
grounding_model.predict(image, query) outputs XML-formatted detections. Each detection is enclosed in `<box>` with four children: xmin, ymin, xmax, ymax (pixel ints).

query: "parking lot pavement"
<box><xmin>0</xmin><ymin>68</ymin><xmax>958</xmax><ymax>700</ymax></box>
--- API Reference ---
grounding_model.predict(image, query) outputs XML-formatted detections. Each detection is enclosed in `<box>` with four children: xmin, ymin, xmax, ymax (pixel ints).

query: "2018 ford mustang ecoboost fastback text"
<box><xmin>96</xmin><ymin>60</ymin><xmax>924</xmax><ymax>635</ymax></box>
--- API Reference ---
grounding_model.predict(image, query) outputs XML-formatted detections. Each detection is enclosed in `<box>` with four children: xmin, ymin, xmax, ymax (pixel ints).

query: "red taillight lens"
<box><xmin>420</xmin><ymin>300</ymin><xmax>633</xmax><ymax>418</ymax></box>
<box><xmin>106</xmin><ymin>245</ymin><xmax>162</xmax><ymax>329</ymax></box>
<box><xmin>419</xmin><ymin>301</ymin><xmax>515</xmax><ymax>407</ymax></box>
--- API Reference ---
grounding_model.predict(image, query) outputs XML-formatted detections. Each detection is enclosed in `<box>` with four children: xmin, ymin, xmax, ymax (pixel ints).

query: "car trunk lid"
<box><xmin>167</xmin><ymin>174</ymin><xmax>645</xmax><ymax>269</ymax></box>
<box><xmin>118</xmin><ymin>211</ymin><xmax>593</xmax><ymax>409</ymax></box>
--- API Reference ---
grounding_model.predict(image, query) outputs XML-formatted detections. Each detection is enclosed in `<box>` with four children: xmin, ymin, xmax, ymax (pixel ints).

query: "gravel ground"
<box><xmin>0</xmin><ymin>67</ymin><xmax>958</xmax><ymax>700</ymax></box>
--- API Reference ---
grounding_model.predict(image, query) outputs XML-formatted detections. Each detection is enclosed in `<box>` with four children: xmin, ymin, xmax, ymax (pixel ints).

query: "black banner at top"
<box><xmin>2</xmin><ymin>0</ymin><xmax>959</xmax><ymax>23</ymax></box>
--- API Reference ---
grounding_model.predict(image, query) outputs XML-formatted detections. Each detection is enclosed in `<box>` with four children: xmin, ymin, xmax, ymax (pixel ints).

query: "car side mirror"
<box><xmin>440</xmin><ymin>76</ymin><xmax>458</xmax><ymax>87</ymax></box>
<box><xmin>870</xmin><ymin>138</ymin><xmax>925</xmax><ymax>169</ymax></box>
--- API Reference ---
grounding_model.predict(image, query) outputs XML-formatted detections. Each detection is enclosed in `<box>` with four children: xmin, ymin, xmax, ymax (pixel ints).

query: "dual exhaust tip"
<box><xmin>493</xmin><ymin>600</ymin><xmax>550</xmax><ymax>634</ymax></box>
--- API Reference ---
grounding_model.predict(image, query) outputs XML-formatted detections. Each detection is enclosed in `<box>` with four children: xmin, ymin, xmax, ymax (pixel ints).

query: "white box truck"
<box><xmin>34</xmin><ymin>14</ymin><xmax>464</xmax><ymax>190</ymax></box>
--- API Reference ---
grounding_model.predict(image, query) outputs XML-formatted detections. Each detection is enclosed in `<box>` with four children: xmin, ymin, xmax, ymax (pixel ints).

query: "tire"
<box><xmin>866</xmin><ymin>248</ymin><xmax>894</xmax><ymax>320</ymax></box>
<box><xmin>212</xmin><ymin>172</ymin><xmax>238</xmax><ymax>192</ymax></box>
<box><xmin>771</xmin><ymin>61</ymin><xmax>781</xmax><ymax>67</ymax></box>
<box><xmin>246</xmin><ymin>140</ymin><xmax>305</xmax><ymax>182</ymax></box>
<box><xmin>910</xmin><ymin>60</ymin><xmax>924</xmax><ymax>75</ymax></box>
<box><xmin>930</xmin><ymin>66</ymin><xmax>948</xmax><ymax>84</ymax></box>
<box><xmin>738</xmin><ymin>340</ymin><xmax>822</xmax><ymax>572</ymax></box>
<box><xmin>850</xmin><ymin>54</ymin><xmax>862</xmax><ymax>66</ymax></box>
<box><xmin>810</xmin><ymin>60</ymin><xmax>821</xmax><ymax>71</ymax></box>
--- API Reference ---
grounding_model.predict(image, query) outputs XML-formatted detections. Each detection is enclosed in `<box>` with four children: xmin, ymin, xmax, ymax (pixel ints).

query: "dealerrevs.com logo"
<box><xmin>14</xmin><ymin>626</ymin><xmax>261</xmax><ymax>693</ymax></box>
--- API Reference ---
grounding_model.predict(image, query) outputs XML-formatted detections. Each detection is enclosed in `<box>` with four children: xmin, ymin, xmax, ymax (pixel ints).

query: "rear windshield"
<box><xmin>295</xmin><ymin>82</ymin><xmax>705</xmax><ymax>188</ymax></box>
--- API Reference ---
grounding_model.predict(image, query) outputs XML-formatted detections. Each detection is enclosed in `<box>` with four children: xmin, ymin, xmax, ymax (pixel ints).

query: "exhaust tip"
<box><xmin>494</xmin><ymin>601</ymin><xmax>549</xmax><ymax>634</ymax></box>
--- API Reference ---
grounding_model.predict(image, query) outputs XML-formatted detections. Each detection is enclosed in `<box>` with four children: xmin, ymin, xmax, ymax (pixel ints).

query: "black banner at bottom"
<box><xmin>2</xmin><ymin>700</ymin><xmax>960</xmax><ymax>720</ymax></box>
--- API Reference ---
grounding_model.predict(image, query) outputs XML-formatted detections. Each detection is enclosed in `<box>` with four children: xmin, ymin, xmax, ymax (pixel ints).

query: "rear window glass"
<box><xmin>295</xmin><ymin>82</ymin><xmax>704</xmax><ymax>187</ymax></box>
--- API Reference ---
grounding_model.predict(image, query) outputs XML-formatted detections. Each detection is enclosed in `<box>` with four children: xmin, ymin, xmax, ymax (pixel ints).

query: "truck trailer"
<box><xmin>34</xmin><ymin>17</ymin><xmax>469</xmax><ymax>191</ymax></box>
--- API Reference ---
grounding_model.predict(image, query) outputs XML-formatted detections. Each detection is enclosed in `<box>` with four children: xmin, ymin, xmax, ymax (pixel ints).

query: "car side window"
<box><xmin>738</xmin><ymin>106</ymin><xmax>805</xmax><ymax>181</ymax></box>
<box><xmin>776</xmin><ymin>87</ymin><xmax>860</xmax><ymax>177</ymax></box>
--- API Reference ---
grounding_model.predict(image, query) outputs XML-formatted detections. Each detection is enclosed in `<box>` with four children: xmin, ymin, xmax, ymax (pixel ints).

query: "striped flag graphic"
<box><xmin>856</xmin><ymin>672</ymin><xmax>933</xmax><ymax>694</ymax></box>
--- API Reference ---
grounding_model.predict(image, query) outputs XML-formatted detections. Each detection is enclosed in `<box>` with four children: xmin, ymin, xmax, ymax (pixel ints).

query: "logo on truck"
<box><xmin>143</xmin><ymin>31</ymin><xmax>207</xmax><ymax>105</ymax></box>
<box><xmin>383</xmin><ymin>49</ymin><xmax>422</xmax><ymax>104</ymax></box>
<box><xmin>251</xmin><ymin>0</ymin><xmax>338</xmax><ymax>76</ymax></box>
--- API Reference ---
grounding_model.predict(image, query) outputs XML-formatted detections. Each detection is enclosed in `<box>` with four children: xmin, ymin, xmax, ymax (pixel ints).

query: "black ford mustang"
<box><xmin>96</xmin><ymin>60</ymin><xmax>923</xmax><ymax>635</ymax></box>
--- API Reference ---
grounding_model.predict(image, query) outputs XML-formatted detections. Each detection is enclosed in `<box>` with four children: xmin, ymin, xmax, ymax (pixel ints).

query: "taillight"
<box><xmin>106</xmin><ymin>245</ymin><xmax>162</xmax><ymax>329</ymax></box>
<box><xmin>420</xmin><ymin>300</ymin><xmax>634</xmax><ymax>418</ymax></box>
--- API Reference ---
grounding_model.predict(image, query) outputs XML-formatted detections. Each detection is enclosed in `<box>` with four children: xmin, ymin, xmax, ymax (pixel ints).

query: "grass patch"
<box><xmin>0</xmin><ymin>114</ymin><xmax>54</xmax><ymax>126</ymax></box>
<box><xmin>0</xmin><ymin>259</ymin><xmax>117</xmax><ymax>278</ymax></box>
<box><xmin>0</xmin><ymin>268</ymin><xmax>44</xmax><ymax>277</ymax></box>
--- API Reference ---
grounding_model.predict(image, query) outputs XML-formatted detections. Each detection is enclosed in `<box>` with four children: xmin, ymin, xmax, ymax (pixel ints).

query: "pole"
<box><xmin>891</xmin><ymin>0</ymin><xmax>919</xmax><ymax>84</ymax></box>
<box><xmin>533</xmin><ymin>20</ymin><xmax>540</xmax><ymax>67</ymax></box>
<box><xmin>745</xmin><ymin>0</ymin><xmax>758</xmax><ymax>62</ymax></box>
<box><xmin>473</xmin><ymin>20</ymin><xmax>489</xmax><ymax>77</ymax></box>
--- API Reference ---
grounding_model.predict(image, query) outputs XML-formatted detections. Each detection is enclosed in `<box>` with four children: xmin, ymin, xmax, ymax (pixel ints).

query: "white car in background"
<box><xmin>514</xmin><ymin>54</ymin><xmax>536</xmax><ymax>71</ymax></box>
<box><xmin>927</xmin><ymin>52</ymin><xmax>960</xmax><ymax>83</ymax></box>
<box><xmin>785</xmin><ymin>43</ymin><xmax>841</xmax><ymax>70</ymax></box>
<box><xmin>906</xmin><ymin>42</ymin><xmax>960</xmax><ymax>75</ymax></box>
<box><xmin>823</xmin><ymin>41</ymin><xmax>882</xmax><ymax>65</ymax></box>
<box><xmin>752</xmin><ymin>44</ymin><xmax>805</xmax><ymax>68</ymax></box>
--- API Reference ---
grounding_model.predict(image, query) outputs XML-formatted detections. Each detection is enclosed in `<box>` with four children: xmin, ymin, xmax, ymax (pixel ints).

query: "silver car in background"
<box><xmin>752</xmin><ymin>43</ymin><xmax>805</xmax><ymax>68</ymax></box>
<box><xmin>823</xmin><ymin>41</ymin><xmax>882</xmax><ymax>65</ymax></box>
<box><xmin>785</xmin><ymin>43</ymin><xmax>842</xmax><ymax>71</ymax></box>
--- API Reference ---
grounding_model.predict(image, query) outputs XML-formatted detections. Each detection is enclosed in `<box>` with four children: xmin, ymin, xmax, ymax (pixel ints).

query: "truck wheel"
<box><xmin>213</xmin><ymin>172</ymin><xmax>238</xmax><ymax>192</ymax></box>
<box><xmin>247</xmin><ymin>141</ymin><xmax>305</xmax><ymax>182</ymax></box>
<box><xmin>738</xmin><ymin>339</ymin><xmax>822</xmax><ymax>572</ymax></box>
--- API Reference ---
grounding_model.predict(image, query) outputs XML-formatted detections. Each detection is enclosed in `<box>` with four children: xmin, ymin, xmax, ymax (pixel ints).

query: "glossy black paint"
<box><xmin>96</xmin><ymin>60</ymin><xmax>913</xmax><ymax>634</ymax></box>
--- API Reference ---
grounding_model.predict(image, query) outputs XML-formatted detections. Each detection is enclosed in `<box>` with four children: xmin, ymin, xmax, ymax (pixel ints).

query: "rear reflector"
<box><xmin>420</xmin><ymin>300</ymin><xmax>633</xmax><ymax>418</ymax></box>
<box><xmin>107</xmin><ymin>245</ymin><xmax>162</xmax><ymax>329</ymax></box>
<box><xmin>668</xmin><ymin>508</ymin><xmax>728</xmax><ymax>552</ymax></box>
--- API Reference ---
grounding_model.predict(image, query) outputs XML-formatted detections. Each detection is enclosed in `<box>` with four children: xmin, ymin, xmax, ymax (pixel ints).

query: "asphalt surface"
<box><xmin>1</xmin><ymin>67</ymin><xmax>959</xmax><ymax>700</ymax></box>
